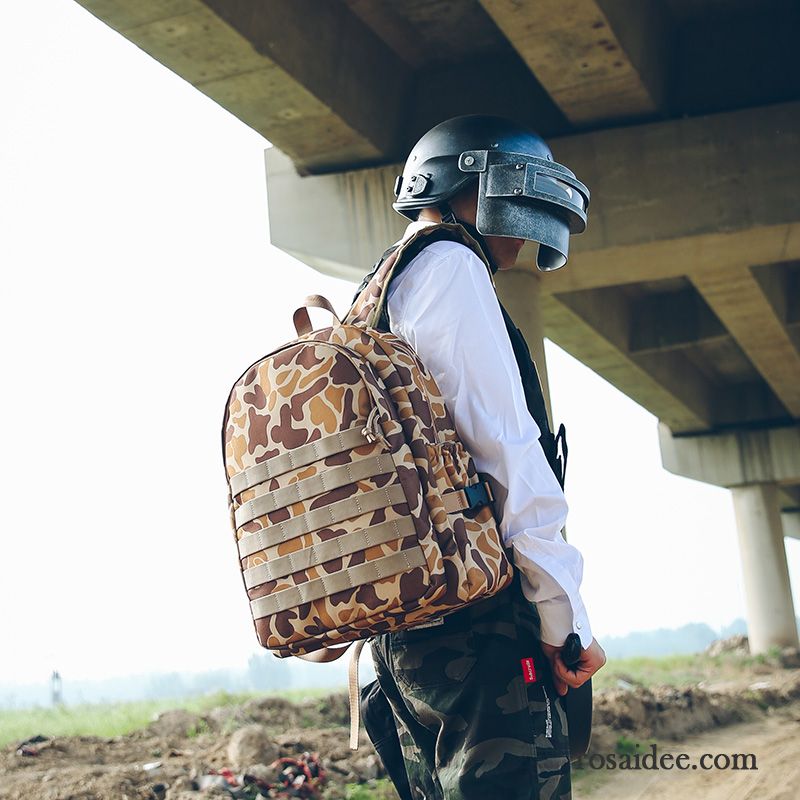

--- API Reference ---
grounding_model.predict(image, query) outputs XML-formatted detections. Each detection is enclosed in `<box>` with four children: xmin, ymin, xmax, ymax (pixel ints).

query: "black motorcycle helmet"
<box><xmin>393</xmin><ymin>115</ymin><xmax>589</xmax><ymax>271</ymax></box>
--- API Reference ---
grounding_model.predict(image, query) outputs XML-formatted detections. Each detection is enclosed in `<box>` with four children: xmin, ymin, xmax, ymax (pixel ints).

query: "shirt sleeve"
<box><xmin>385</xmin><ymin>241</ymin><xmax>593</xmax><ymax>648</ymax></box>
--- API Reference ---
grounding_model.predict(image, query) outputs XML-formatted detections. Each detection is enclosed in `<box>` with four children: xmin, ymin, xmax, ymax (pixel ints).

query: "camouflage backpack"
<box><xmin>221</xmin><ymin>226</ymin><xmax>514</xmax><ymax>748</ymax></box>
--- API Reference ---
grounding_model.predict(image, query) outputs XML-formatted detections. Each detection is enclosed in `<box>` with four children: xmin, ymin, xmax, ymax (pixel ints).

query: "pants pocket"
<box><xmin>389</xmin><ymin>629</ymin><xmax>479</xmax><ymax>690</ymax></box>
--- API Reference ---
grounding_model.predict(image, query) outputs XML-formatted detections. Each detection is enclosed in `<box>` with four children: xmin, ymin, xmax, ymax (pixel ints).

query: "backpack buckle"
<box><xmin>463</xmin><ymin>480</ymin><xmax>493</xmax><ymax>516</ymax></box>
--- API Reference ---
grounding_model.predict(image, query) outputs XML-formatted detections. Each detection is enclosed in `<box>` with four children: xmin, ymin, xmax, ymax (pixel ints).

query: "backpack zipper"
<box><xmin>362</xmin><ymin>406</ymin><xmax>390</xmax><ymax>449</ymax></box>
<box><xmin>355</xmin><ymin>327</ymin><xmax>440</xmax><ymax>440</ymax></box>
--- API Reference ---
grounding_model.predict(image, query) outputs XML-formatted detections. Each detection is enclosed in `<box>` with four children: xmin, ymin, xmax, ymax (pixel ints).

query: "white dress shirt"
<box><xmin>384</xmin><ymin>222</ymin><xmax>593</xmax><ymax>648</ymax></box>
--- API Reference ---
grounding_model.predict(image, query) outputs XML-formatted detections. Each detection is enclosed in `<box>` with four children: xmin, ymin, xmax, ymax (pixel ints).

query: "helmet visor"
<box><xmin>459</xmin><ymin>150</ymin><xmax>590</xmax><ymax>271</ymax></box>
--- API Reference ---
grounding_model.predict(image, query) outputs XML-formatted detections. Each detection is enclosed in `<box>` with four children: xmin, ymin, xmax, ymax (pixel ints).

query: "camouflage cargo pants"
<box><xmin>370</xmin><ymin>570</ymin><xmax>571</xmax><ymax>800</ymax></box>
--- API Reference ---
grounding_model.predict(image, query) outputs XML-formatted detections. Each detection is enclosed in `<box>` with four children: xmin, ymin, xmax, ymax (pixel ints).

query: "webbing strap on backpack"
<box><xmin>294</xmin><ymin>641</ymin><xmax>366</xmax><ymax>749</ymax></box>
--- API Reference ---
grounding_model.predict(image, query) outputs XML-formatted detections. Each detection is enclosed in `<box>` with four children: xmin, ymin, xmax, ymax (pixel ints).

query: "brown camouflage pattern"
<box><xmin>222</xmin><ymin>243</ymin><xmax>513</xmax><ymax>656</ymax></box>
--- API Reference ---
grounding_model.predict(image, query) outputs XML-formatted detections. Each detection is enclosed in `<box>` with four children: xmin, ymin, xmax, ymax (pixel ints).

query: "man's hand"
<box><xmin>541</xmin><ymin>637</ymin><xmax>606</xmax><ymax>696</ymax></box>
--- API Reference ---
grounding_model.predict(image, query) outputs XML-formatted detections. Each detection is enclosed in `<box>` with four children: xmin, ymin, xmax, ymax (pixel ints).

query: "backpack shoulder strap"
<box><xmin>498</xmin><ymin>300</ymin><xmax>568</xmax><ymax>487</ymax></box>
<box><xmin>344</xmin><ymin>223</ymin><xmax>494</xmax><ymax>331</ymax></box>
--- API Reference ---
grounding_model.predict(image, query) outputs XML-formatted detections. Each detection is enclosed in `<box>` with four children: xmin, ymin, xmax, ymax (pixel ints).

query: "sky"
<box><xmin>1</xmin><ymin>0</ymin><xmax>798</xmax><ymax>687</ymax></box>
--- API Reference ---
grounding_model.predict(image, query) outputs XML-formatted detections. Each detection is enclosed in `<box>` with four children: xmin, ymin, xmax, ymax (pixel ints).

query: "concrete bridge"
<box><xmin>76</xmin><ymin>0</ymin><xmax>800</xmax><ymax>652</ymax></box>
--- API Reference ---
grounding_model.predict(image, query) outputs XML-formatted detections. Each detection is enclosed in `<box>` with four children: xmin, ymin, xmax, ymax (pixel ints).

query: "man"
<box><xmin>359</xmin><ymin>115</ymin><xmax>606</xmax><ymax>800</ymax></box>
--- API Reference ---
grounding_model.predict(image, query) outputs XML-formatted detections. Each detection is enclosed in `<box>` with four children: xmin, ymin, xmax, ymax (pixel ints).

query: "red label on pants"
<box><xmin>521</xmin><ymin>657</ymin><xmax>537</xmax><ymax>683</ymax></box>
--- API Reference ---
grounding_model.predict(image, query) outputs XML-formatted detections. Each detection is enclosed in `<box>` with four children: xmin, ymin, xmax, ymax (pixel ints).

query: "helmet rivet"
<box><xmin>513</xmin><ymin>188</ymin><xmax>523</xmax><ymax>195</ymax></box>
<box><xmin>515</xmin><ymin>163</ymin><xmax>524</xmax><ymax>170</ymax></box>
<box><xmin>463</xmin><ymin>155</ymin><xmax>475</xmax><ymax>166</ymax></box>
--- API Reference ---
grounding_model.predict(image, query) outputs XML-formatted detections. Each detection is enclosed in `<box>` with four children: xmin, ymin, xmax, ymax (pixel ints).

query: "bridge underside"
<box><xmin>265</xmin><ymin>101</ymin><xmax>800</xmax><ymax>438</ymax></box>
<box><xmin>76</xmin><ymin>0</ymin><xmax>800</xmax><ymax>650</ymax></box>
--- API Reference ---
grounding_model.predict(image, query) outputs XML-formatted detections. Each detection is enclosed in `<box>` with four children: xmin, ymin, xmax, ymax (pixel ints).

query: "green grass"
<box><xmin>1</xmin><ymin>650</ymin><xmax>768</xmax><ymax>750</ymax></box>
<box><xmin>343</xmin><ymin>780</ymin><xmax>399</xmax><ymax>800</ymax></box>
<box><xmin>0</xmin><ymin>686</ymin><xmax>342</xmax><ymax>749</ymax></box>
<box><xmin>589</xmin><ymin>650</ymin><xmax>766</xmax><ymax>693</ymax></box>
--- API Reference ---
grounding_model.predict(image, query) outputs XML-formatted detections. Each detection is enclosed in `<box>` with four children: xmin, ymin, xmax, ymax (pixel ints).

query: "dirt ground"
<box><xmin>2</xmin><ymin>648</ymin><xmax>799</xmax><ymax>800</ymax></box>
<box><xmin>575</xmin><ymin>701</ymin><xmax>800</xmax><ymax>800</ymax></box>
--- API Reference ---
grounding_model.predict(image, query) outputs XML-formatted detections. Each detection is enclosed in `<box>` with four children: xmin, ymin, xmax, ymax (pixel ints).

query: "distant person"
<box><xmin>356</xmin><ymin>115</ymin><xmax>607</xmax><ymax>800</ymax></box>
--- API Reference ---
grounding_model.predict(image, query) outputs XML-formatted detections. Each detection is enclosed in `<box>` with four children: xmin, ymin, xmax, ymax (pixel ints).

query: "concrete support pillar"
<box><xmin>731</xmin><ymin>483</ymin><xmax>799</xmax><ymax>652</ymax></box>
<box><xmin>494</xmin><ymin>268</ymin><xmax>553</xmax><ymax>421</ymax></box>
<box><xmin>782</xmin><ymin>510</ymin><xmax>800</xmax><ymax>540</ymax></box>
<box><xmin>660</xmin><ymin>423</ymin><xmax>800</xmax><ymax>653</ymax></box>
